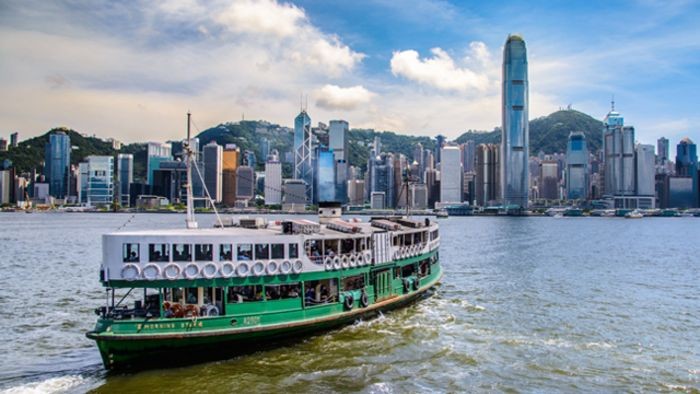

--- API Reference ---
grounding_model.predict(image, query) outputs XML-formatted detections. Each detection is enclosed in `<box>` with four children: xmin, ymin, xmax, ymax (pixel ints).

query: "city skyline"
<box><xmin>1</xmin><ymin>1</ymin><xmax>698</xmax><ymax>145</ymax></box>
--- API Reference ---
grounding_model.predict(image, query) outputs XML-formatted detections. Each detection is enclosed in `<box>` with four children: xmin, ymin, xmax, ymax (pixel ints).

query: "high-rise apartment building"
<box><xmin>235</xmin><ymin>166</ymin><xmax>255</xmax><ymax>202</ymax></box>
<box><xmin>602</xmin><ymin>107</ymin><xmax>635</xmax><ymax>197</ymax></box>
<box><xmin>540</xmin><ymin>160</ymin><xmax>559</xmax><ymax>200</ymax></box>
<box><xmin>117</xmin><ymin>154</ymin><xmax>133</xmax><ymax>207</ymax></box>
<box><xmin>657</xmin><ymin>137</ymin><xmax>669</xmax><ymax>166</ymax></box>
<box><xmin>501</xmin><ymin>34</ymin><xmax>529</xmax><ymax>210</ymax></box>
<box><xmin>675</xmin><ymin>137</ymin><xmax>698</xmax><ymax>206</ymax></box>
<box><xmin>566</xmin><ymin>132</ymin><xmax>589</xmax><ymax>200</ymax></box>
<box><xmin>461</xmin><ymin>140</ymin><xmax>476</xmax><ymax>173</ymax></box>
<box><xmin>44</xmin><ymin>131</ymin><xmax>71</xmax><ymax>199</ymax></box>
<box><xmin>9</xmin><ymin>132</ymin><xmax>18</xmax><ymax>148</ymax></box>
<box><xmin>203</xmin><ymin>141</ymin><xmax>223</xmax><ymax>203</ymax></box>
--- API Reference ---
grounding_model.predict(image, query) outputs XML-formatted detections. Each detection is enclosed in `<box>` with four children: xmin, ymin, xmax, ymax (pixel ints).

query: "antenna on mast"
<box><xmin>611</xmin><ymin>94</ymin><xmax>615</xmax><ymax>111</ymax></box>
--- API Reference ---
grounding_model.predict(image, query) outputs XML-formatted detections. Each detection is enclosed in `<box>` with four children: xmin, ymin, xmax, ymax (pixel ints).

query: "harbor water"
<box><xmin>0</xmin><ymin>213</ymin><xmax>698</xmax><ymax>393</ymax></box>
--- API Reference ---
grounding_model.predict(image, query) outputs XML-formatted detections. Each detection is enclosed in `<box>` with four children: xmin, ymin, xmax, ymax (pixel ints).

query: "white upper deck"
<box><xmin>102</xmin><ymin>217</ymin><xmax>440</xmax><ymax>284</ymax></box>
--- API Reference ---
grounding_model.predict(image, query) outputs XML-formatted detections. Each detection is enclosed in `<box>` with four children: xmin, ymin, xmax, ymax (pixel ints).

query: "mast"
<box><xmin>185</xmin><ymin>111</ymin><xmax>198</xmax><ymax>229</ymax></box>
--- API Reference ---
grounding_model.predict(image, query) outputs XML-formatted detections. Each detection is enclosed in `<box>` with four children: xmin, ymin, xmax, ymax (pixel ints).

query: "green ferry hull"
<box><xmin>88</xmin><ymin>272</ymin><xmax>441</xmax><ymax>370</ymax></box>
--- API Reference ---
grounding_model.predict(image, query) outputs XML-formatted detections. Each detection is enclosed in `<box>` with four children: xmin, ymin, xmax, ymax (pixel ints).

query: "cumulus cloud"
<box><xmin>214</xmin><ymin>0</ymin><xmax>306</xmax><ymax>38</ymax></box>
<box><xmin>211</xmin><ymin>0</ymin><xmax>364</xmax><ymax>76</ymax></box>
<box><xmin>315</xmin><ymin>84</ymin><xmax>375</xmax><ymax>111</ymax></box>
<box><xmin>390</xmin><ymin>46</ymin><xmax>490</xmax><ymax>92</ymax></box>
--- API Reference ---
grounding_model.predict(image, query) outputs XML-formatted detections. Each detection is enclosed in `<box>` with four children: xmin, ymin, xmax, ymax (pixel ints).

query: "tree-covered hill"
<box><xmin>455</xmin><ymin>109</ymin><xmax>603</xmax><ymax>154</ymax></box>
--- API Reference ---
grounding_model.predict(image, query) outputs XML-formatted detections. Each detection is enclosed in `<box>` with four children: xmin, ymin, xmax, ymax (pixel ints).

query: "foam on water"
<box><xmin>1</xmin><ymin>375</ymin><xmax>87</xmax><ymax>394</ymax></box>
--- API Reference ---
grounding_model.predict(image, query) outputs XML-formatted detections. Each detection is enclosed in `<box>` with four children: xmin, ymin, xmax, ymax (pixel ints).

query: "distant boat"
<box><xmin>435</xmin><ymin>209</ymin><xmax>448</xmax><ymax>218</ymax></box>
<box><xmin>625</xmin><ymin>210</ymin><xmax>643</xmax><ymax>219</ymax></box>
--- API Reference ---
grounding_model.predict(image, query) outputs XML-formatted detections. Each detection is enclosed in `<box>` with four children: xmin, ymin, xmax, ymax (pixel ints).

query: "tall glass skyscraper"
<box><xmin>294</xmin><ymin>110</ymin><xmax>313</xmax><ymax>202</ymax></box>
<box><xmin>500</xmin><ymin>34</ymin><xmax>529</xmax><ymax>209</ymax></box>
<box><xmin>675</xmin><ymin>137</ymin><xmax>698</xmax><ymax>206</ymax></box>
<box><xmin>44</xmin><ymin>131</ymin><xmax>71</xmax><ymax>199</ymax></box>
<box><xmin>566</xmin><ymin>132</ymin><xmax>589</xmax><ymax>200</ymax></box>
<box><xmin>117</xmin><ymin>153</ymin><xmax>133</xmax><ymax>207</ymax></box>
<box><xmin>316</xmin><ymin>150</ymin><xmax>336</xmax><ymax>202</ymax></box>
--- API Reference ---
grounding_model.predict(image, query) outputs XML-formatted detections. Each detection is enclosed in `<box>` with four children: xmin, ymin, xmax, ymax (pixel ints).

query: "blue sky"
<box><xmin>0</xmin><ymin>0</ymin><xmax>698</xmax><ymax>148</ymax></box>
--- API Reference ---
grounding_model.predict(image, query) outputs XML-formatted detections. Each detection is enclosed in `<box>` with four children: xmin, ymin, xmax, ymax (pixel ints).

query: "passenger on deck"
<box><xmin>320</xmin><ymin>285</ymin><xmax>329</xmax><ymax>302</ymax></box>
<box><xmin>187</xmin><ymin>292</ymin><xmax>197</xmax><ymax>304</ymax></box>
<box><xmin>305</xmin><ymin>287</ymin><xmax>316</xmax><ymax>304</ymax></box>
<box><xmin>287</xmin><ymin>287</ymin><xmax>299</xmax><ymax>298</ymax></box>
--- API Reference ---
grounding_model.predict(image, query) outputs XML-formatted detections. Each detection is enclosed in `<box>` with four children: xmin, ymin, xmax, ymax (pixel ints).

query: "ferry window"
<box><xmin>185</xmin><ymin>287</ymin><xmax>198</xmax><ymax>304</ymax></box>
<box><xmin>288</xmin><ymin>243</ymin><xmax>299</xmax><ymax>259</ymax></box>
<box><xmin>341</xmin><ymin>239</ymin><xmax>354</xmax><ymax>254</ymax></box>
<box><xmin>148</xmin><ymin>243</ymin><xmax>169</xmax><ymax>262</ymax></box>
<box><xmin>195</xmin><ymin>244</ymin><xmax>213</xmax><ymax>261</ymax></box>
<box><xmin>419</xmin><ymin>260</ymin><xmax>431</xmax><ymax>277</ymax></box>
<box><xmin>219</xmin><ymin>244</ymin><xmax>233</xmax><ymax>261</ymax></box>
<box><xmin>173</xmin><ymin>244</ymin><xmax>192</xmax><ymax>262</ymax></box>
<box><xmin>304</xmin><ymin>279</ymin><xmax>338</xmax><ymax>306</ymax></box>
<box><xmin>265</xmin><ymin>283</ymin><xmax>301</xmax><ymax>300</ymax></box>
<box><xmin>237</xmin><ymin>244</ymin><xmax>252</xmax><ymax>260</ymax></box>
<box><xmin>123</xmin><ymin>243</ymin><xmax>140</xmax><ymax>262</ymax></box>
<box><xmin>414</xmin><ymin>233</ymin><xmax>421</xmax><ymax>244</ymax></box>
<box><xmin>305</xmin><ymin>240</ymin><xmax>321</xmax><ymax>260</ymax></box>
<box><xmin>227</xmin><ymin>286</ymin><xmax>263</xmax><ymax>303</ymax></box>
<box><xmin>360</xmin><ymin>238</ymin><xmax>368</xmax><ymax>251</ymax></box>
<box><xmin>401</xmin><ymin>264</ymin><xmax>416</xmax><ymax>278</ymax></box>
<box><xmin>255</xmin><ymin>244</ymin><xmax>270</xmax><ymax>260</ymax></box>
<box><xmin>269</xmin><ymin>244</ymin><xmax>283</xmax><ymax>259</ymax></box>
<box><xmin>342</xmin><ymin>275</ymin><xmax>365</xmax><ymax>291</ymax></box>
<box><xmin>393</xmin><ymin>236</ymin><xmax>399</xmax><ymax>246</ymax></box>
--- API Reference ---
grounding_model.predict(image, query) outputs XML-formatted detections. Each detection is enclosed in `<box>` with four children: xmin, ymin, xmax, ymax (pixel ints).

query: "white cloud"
<box><xmin>390</xmin><ymin>46</ymin><xmax>490</xmax><ymax>92</ymax></box>
<box><xmin>214</xmin><ymin>0</ymin><xmax>306</xmax><ymax>38</ymax></box>
<box><xmin>314</xmin><ymin>85</ymin><xmax>375</xmax><ymax>111</ymax></box>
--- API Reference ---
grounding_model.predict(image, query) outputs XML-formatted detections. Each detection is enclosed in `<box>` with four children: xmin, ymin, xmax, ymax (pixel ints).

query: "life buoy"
<box><xmin>252</xmin><ymin>261</ymin><xmax>265</xmax><ymax>276</ymax></box>
<box><xmin>349</xmin><ymin>254</ymin><xmax>357</xmax><ymax>267</ymax></box>
<box><xmin>365</xmin><ymin>252</ymin><xmax>372</xmax><ymax>264</ymax></box>
<box><xmin>403</xmin><ymin>278</ymin><xmax>411</xmax><ymax>292</ymax></box>
<box><xmin>220</xmin><ymin>262</ymin><xmax>236</xmax><ymax>278</ymax></box>
<box><xmin>266</xmin><ymin>261</ymin><xmax>279</xmax><ymax>275</ymax></box>
<box><xmin>121</xmin><ymin>264</ymin><xmax>140</xmax><ymax>281</ymax></box>
<box><xmin>333</xmin><ymin>256</ymin><xmax>341</xmax><ymax>270</ymax></box>
<box><xmin>358</xmin><ymin>253</ymin><xmax>365</xmax><ymax>266</ymax></box>
<box><xmin>183</xmin><ymin>263</ymin><xmax>200</xmax><ymax>279</ymax></box>
<box><xmin>413</xmin><ymin>277</ymin><xmax>421</xmax><ymax>290</ymax></box>
<box><xmin>141</xmin><ymin>264</ymin><xmax>160</xmax><ymax>280</ymax></box>
<box><xmin>360</xmin><ymin>291</ymin><xmax>369</xmax><ymax>308</ymax></box>
<box><xmin>163</xmin><ymin>263</ymin><xmax>180</xmax><ymax>280</ymax></box>
<box><xmin>341</xmin><ymin>255</ymin><xmax>349</xmax><ymax>269</ymax></box>
<box><xmin>202</xmin><ymin>263</ymin><xmax>218</xmax><ymax>279</ymax></box>
<box><xmin>324</xmin><ymin>256</ymin><xmax>333</xmax><ymax>271</ymax></box>
<box><xmin>204</xmin><ymin>305</ymin><xmax>219</xmax><ymax>316</ymax></box>
<box><xmin>280</xmin><ymin>260</ymin><xmax>292</xmax><ymax>275</ymax></box>
<box><xmin>343</xmin><ymin>294</ymin><xmax>354</xmax><ymax>310</ymax></box>
<box><xmin>236</xmin><ymin>262</ymin><xmax>250</xmax><ymax>277</ymax></box>
<box><xmin>292</xmin><ymin>260</ymin><xmax>303</xmax><ymax>274</ymax></box>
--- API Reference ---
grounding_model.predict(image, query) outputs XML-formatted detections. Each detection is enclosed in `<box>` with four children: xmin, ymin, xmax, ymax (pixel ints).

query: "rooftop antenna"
<box><xmin>611</xmin><ymin>94</ymin><xmax>615</xmax><ymax>111</ymax></box>
<box><xmin>300</xmin><ymin>93</ymin><xmax>303</xmax><ymax>112</ymax></box>
<box><xmin>185</xmin><ymin>111</ymin><xmax>198</xmax><ymax>229</ymax></box>
<box><xmin>304</xmin><ymin>94</ymin><xmax>308</xmax><ymax>111</ymax></box>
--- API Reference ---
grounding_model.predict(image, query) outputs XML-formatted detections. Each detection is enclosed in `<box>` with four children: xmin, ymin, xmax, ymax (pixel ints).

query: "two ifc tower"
<box><xmin>501</xmin><ymin>34</ymin><xmax>529</xmax><ymax>211</ymax></box>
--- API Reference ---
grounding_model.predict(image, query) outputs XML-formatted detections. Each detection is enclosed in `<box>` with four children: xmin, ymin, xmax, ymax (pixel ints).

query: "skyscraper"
<box><xmin>9</xmin><ymin>132</ymin><xmax>18</xmax><ymax>148</ymax></box>
<box><xmin>264</xmin><ymin>150</ymin><xmax>282</xmax><ymax>205</ymax></box>
<box><xmin>475</xmin><ymin>144</ymin><xmax>500</xmax><ymax>207</ymax></box>
<box><xmin>316</xmin><ymin>150</ymin><xmax>336</xmax><ymax>202</ymax></box>
<box><xmin>147</xmin><ymin>142</ymin><xmax>172</xmax><ymax>185</ymax></box>
<box><xmin>78</xmin><ymin>155</ymin><xmax>114</xmax><ymax>207</ymax></box>
<box><xmin>566</xmin><ymin>132</ymin><xmax>589</xmax><ymax>200</ymax></box>
<box><xmin>203</xmin><ymin>141</ymin><xmax>223</xmax><ymax>203</ymax></box>
<box><xmin>329</xmin><ymin>120</ymin><xmax>349</xmax><ymax>203</ymax></box>
<box><xmin>635</xmin><ymin>144</ymin><xmax>655</xmax><ymax>198</ymax></box>
<box><xmin>461</xmin><ymin>140</ymin><xmax>476</xmax><ymax>173</ymax></box>
<box><xmin>44</xmin><ymin>131</ymin><xmax>71</xmax><ymax>199</ymax></box>
<box><xmin>602</xmin><ymin>106</ymin><xmax>635</xmax><ymax>197</ymax></box>
<box><xmin>439</xmin><ymin>145</ymin><xmax>463</xmax><ymax>204</ymax></box>
<box><xmin>294</xmin><ymin>110</ymin><xmax>313</xmax><ymax>202</ymax></box>
<box><xmin>117</xmin><ymin>154</ymin><xmax>133</xmax><ymax>207</ymax></box>
<box><xmin>235</xmin><ymin>166</ymin><xmax>255</xmax><ymax>202</ymax></box>
<box><xmin>501</xmin><ymin>34</ymin><xmax>529</xmax><ymax>209</ymax></box>
<box><xmin>675</xmin><ymin>137</ymin><xmax>698</xmax><ymax>206</ymax></box>
<box><xmin>657</xmin><ymin>137</ymin><xmax>669</xmax><ymax>166</ymax></box>
<box><xmin>372</xmin><ymin>153</ymin><xmax>395</xmax><ymax>208</ymax></box>
<box><xmin>222</xmin><ymin>144</ymin><xmax>239</xmax><ymax>207</ymax></box>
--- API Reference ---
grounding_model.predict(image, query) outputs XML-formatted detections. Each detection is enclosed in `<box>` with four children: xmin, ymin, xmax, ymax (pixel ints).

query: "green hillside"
<box><xmin>455</xmin><ymin>110</ymin><xmax>603</xmax><ymax>153</ymax></box>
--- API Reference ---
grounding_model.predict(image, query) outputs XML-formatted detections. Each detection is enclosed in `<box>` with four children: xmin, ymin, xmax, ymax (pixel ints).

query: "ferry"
<box><xmin>86</xmin><ymin>115</ymin><xmax>442</xmax><ymax>370</ymax></box>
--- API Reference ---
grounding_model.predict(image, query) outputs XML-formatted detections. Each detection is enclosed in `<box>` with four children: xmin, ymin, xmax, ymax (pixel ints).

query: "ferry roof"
<box><xmin>109</xmin><ymin>218</ymin><xmax>435</xmax><ymax>238</ymax></box>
